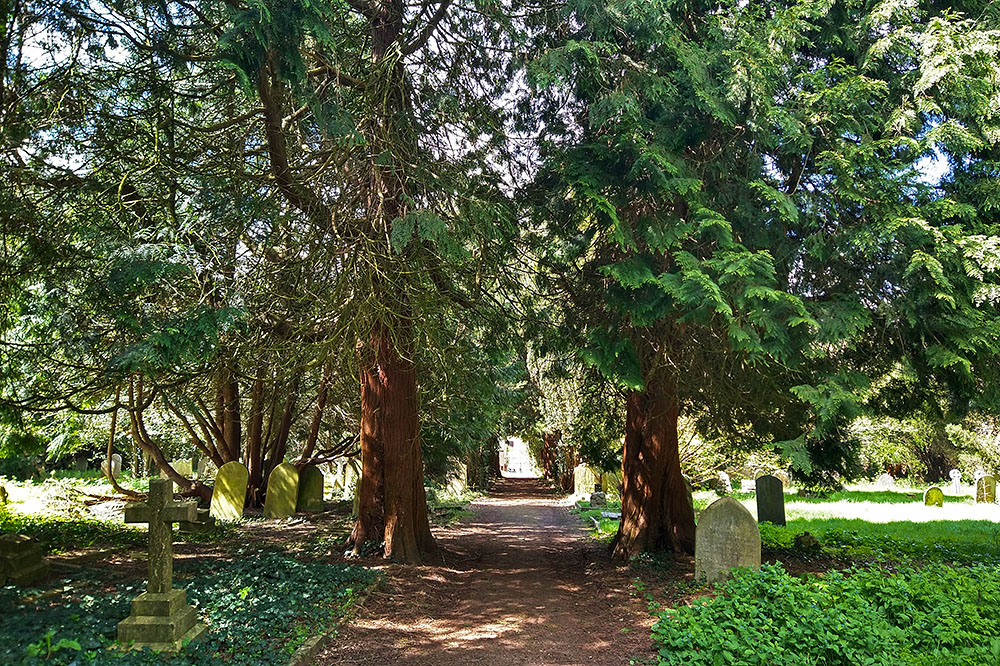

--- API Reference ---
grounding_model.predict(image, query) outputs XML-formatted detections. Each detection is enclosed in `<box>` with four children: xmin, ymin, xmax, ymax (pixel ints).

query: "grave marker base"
<box><xmin>118</xmin><ymin>589</ymin><xmax>206</xmax><ymax>653</ymax></box>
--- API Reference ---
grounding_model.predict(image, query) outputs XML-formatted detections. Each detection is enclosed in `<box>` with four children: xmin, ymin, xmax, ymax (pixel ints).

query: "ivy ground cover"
<box><xmin>1</xmin><ymin>551</ymin><xmax>375</xmax><ymax>666</ymax></box>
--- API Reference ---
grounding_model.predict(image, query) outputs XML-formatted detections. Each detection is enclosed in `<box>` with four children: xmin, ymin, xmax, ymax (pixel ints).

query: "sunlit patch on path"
<box><xmin>315</xmin><ymin>478</ymin><xmax>654</xmax><ymax>666</ymax></box>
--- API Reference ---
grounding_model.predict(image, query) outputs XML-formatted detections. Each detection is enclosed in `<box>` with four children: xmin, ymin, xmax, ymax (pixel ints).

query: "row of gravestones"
<box><xmin>208</xmin><ymin>461</ymin><xmax>326</xmax><ymax>521</ymax></box>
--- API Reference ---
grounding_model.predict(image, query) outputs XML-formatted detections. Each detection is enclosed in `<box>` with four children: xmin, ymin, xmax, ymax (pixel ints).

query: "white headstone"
<box><xmin>875</xmin><ymin>473</ymin><xmax>895</xmax><ymax>490</ymax></box>
<box><xmin>718</xmin><ymin>471</ymin><xmax>732</xmax><ymax>494</ymax></box>
<box><xmin>740</xmin><ymin>479</ymin><xmax>756</xmax><ymax>493</ymax></box>
<box><xmin>101</xmin><ymin>453</ymin><xmax>123</xmax><ymax>480</ymax></box>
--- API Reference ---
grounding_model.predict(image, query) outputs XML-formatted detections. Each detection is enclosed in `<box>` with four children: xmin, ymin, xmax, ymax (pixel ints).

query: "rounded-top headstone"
<box><xmin>694</xmin><ymin>497</ymin><xmax>761</xmax><ymax>584</ymax></box>
<box><xmin>755</xmin><ymin>475</ymin><xmax>786</xmax><ymax>526</ymax></box>
<box><xmin>875</xmin><ymin>473</ymin><xmax>895</xmax><ymax>490</ymax></box>
<box><xmin>923</xmin><ymin>486</ymin><xmax>944</xmax><ymax>507</ymax></box>
<box><xmin>209</xmin><ymin>461</ymin><xmax>249</xmax><ymax>521</ymax></box>
<box><xmin>574</xmin><ymin>464</ymin><xmax>601</xmax><ymax>497</ymax></box>
<box><xmin>264</xmin><ymin>462</ymin><xmax>300</xmax><ymax>518</ymax></box>
<box><xmin>976</xmin><ymin>475</ymin><xmax>996</xmax><ymax>504</ymax></box>
<box><xmin>296</xmin><ymin>465</ymin><xmax>325</xmax><ymax>513</ymax></box>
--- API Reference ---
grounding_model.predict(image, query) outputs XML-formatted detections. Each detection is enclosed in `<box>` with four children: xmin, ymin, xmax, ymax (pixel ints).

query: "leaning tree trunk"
<box><xmin>612</xmin><ymin>369</ymin><xmax>695</xmax><ymax>559</ymax></box>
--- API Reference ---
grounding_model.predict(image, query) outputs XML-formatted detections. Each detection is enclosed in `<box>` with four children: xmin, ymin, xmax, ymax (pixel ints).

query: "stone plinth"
<box><xmin>0</xmin><ymin>533</ymin><xmax>50</xmax><ymax>587</ymax></box>
<box><xmin>118</xmin><ymin>589</ymin><xmax>206</xmax><ymax>652</ymax></box>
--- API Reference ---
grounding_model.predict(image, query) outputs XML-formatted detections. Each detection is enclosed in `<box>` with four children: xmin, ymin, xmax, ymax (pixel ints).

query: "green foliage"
<box><xmin>0</xmin><ymin>552</ymin><xmax>375</xmax><ymax>665</ymax></box>
<box><xmin>652</xmin><ymin>563</ymin><xmax>1000</xmax><ymax>666</ymax></box>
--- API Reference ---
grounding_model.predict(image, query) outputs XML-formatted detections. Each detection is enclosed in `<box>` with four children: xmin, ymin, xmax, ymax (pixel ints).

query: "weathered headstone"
<box><xmin>755</xmin><ymin>475</ymin><xmax>786</xmax><ymax>526</ymax></box>
<box><xmin>574</xmin><ymin>464</ymin><xmax>601</xmax><ymax>497</ymax></box>
<box><xmin>264</xmin><ymin>462</ymin><xmax>299</xmax><ymax>518</ymax></box>
<box><xmin>296</xmin><ymin>465</ymin><xmax>325</xmax><ymax>513</ymax></box>
<box><xmin>740</xmin><ymin>479</ymin><xmax>756</xmax><ymax>493</ymax></box>
<box><xmin>172</xmin><ymin>460</ymin><xmax>193</xmax><ymax>478</ymax></box>
<box><xmin>976</xmin><ymin>475</ymin><xmax>996</xmax><ymax>504</ymax></box>
<box><xmin>209</xmin><ymin>461</ymin><xmax>249</xmax><ymax>521</ymax></box>
<box><xmin>773</xmin><ymin>470</ymin><xmax>791</xmax><ymax>489</ymax></box>
<box><xmin>0</xmin><ymin>534</ymin><xmax>50</xmax><ymax>587</ymax></box>
<box><xmin>73</xmin><ymin>452</ymin><xmax>89</xmax><ymax>472</ymax></box>
<box><xmin>118</xmin><ymin>478</ymin><xmax>205</xmax><ymax>652</ymax></box>
<box><xmin>446</xmin><ymin>462</ymin><xmax>468</xmax><ymax>496</ymax></box>
<box><xmin>923</xmin><ymin>486</ymin><xmax>944</xmax><ymax>507</ymax></box>
<box><xmin>101</xmin><ymin>453</ymin><xmax>123</xmax><ymax>480</ymax></box>
<box><xmin>694</xmin><ymin>497</ymin><xmax>761</xmax><ymax>583</ymax></box>
<box><xmin>589</xmin><ymin>484</ymin><xmax>607</xmax><ymax>507</ymax></box>
<box><xmin>875</xmin><ymin>473</ymin><xmax>895</xmax><ymax>490</ymax></box>
<box><xmin>717</xmin><ymin>471</ymin><xmax>732</xmax><ymax>494</ymax></box>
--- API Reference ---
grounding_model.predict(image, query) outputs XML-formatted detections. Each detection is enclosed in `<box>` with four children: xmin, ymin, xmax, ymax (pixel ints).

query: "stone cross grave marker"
<box><xmin>0</xmin><ymin>533</ymin><xmax>50</xmax><ymax>587</ymax></box>
<box><xmin>755</xmin><ymin>475</ymin><xmax>786</xmax><ymax>526</ymax></box>
<box><xmin>118</xmin><ymin>478</ymin><xmax>205</xmax><ymax>652</ymax></box>
<box><xmin>264</xmin><ymin>462</ymin><xmax>300</xmax><ymax>518</ymax></box>
<box><xmin>875</xmin><ymin>473</ymin><xmax>895</xmax><ymax>490</ymax></box>
<box><xmin>695</xmin><ymin>497</ymin><xmax>761</xmax><ymax>584</ymax></box>
<box><xmin>209</xmin><ymin>461</ymin><xmax>249</xmax><ymax>521</ymax></box>
<box><xmin>977</xmin><ymin>475</ymin><xmax>996</xmax><ymax>504</ymax></box>
<box><xmin>949</xmin><ymin>469</ymin><xmax>962</xmax><ymax>495</ymax></box>
<box><xmin>923</xmin><ymin>486</ymin><xmax>944</xmax><ymax>507</ymax></box>
<box><xmin>296</xmin><ymin>465</ymin><xmax>325</xmax><ymax>513</ymax></box>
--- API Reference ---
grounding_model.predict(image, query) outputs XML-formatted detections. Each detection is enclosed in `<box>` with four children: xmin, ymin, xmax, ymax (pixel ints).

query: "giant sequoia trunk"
<box><xmin>348</xmin><ymin>322</ymin><xmax>436</xmax><ymax>562</ymax></box>
<box><xmin>612</xmin><ymin>369</ymin><xmax>696</xmax><ymax>559</ymax></box>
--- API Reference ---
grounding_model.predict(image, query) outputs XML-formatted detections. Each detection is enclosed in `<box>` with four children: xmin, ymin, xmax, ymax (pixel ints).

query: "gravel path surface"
<box><xmin>313</xmin><ymin>477</ymin><xmax>656</xmax><ymax>666</ymax></box>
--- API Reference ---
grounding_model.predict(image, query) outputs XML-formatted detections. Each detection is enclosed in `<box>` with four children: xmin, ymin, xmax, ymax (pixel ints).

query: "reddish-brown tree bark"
<box><xmin>348</xmin><ymin>322</ymin><xmax>436</xmax><ymax>562</ymax></box>
<box><xmin>612</xmin><ymin>369</ymin><xmax>695</xmax><ymax>559</ymax></box>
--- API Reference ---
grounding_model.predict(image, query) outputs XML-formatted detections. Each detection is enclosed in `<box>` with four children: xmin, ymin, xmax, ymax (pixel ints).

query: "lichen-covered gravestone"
<box><xmin>755</xmin><ymin>475</ymin><xmax>786</xmax><ymax>526</ymax></box>
<box><xmin>118</xmin><ymin>479</ymin><xmax>205</xmax><ymax>652</ymax></box>
<box><xmin>296</xmin><ymin>466</ymin><xmax>325</xmax><ymax>513</ymax></box>
<box><xmin>0</xmin><ymin>534</ymin><xmax>50</xmax><ymax>586</ymax></box>
<box><xmin>694</xmin><ymin>497</ymin><xmax>761</xmax><ymax>584</ymax></box>
<box><xmin>977</xmin><ymin>476</ymin><xmax>996</xmax><ymax>504</ymax></box>
<box><xmin>923</xmin><ymin>486</ymin><xmax>944</xmax><ymax>507</ymax></box>
<box><xmin>209</xmin><ymin>461</ymin><xmax>249</xmax><ymax>522</ymax></box>
<box><xmin>264</xmin><ymin>462</ymin><xmax>300</xmax><ymax>518</ymax></box>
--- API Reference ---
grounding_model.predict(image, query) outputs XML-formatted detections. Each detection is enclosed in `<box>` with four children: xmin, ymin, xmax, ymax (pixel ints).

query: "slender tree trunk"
<box><xmin>349</xmin><ymin>336</ymin><xmax>386</xmax><ymax>554</ymax></box>
<box><xmin>246</xmin><ymin>377</ymin><xmax>265</xmax><ymax>506</ymax></box>
<box><xmin>541</xmin><ymin>431</ymin><xmax>560</xmax><ymax>480</ymax></box>
<box><xmin>299</xmin><ymin>363</ymin><xmax>331</xmax><ymax>464</ymax></box>
<box><xmin>612</xmin><ymin>369</ymin><xmax>695</xmax><ymax>559</ymax></box>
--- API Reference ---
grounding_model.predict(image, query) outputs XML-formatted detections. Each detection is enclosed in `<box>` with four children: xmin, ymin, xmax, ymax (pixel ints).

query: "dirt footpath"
<box><xmin>314</xmin><ymin>478</ymin><xmax>657</xmax><ymax>666</ymax></box>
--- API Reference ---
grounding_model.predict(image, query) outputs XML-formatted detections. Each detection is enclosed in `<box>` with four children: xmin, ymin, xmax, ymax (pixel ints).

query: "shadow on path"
<box><xmin>314</xmin><ymin>478</ymin><xmax>656</xmax><ymax>666</ymax></box>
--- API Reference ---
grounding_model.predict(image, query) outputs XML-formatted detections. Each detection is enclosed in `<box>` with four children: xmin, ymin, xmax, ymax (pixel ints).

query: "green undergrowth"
<box><xmin>760</xmin><ymin>519</ymin><xmax>1000</xmax><ymax>565</ymax></box>
<box><xmin>652</xmin><ymin>562</ymin><xmax>1000</xmax><ymax>666</ymax></box>
<box><xmin>0</xmin><ymin>505</ymin><xmax>234</xmax><ymax>553</ymax></box>
<box><xmin>573</xmin><ymin>500</ymin><xmax>621</xmax><ymax>541</ymax></box>
<box><xmin>1</xmin><ymin>550</ymin><xmax>376</xmax><ymax>665</ymax></box>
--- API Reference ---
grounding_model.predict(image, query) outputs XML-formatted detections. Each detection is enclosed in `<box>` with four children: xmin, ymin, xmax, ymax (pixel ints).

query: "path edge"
<box><xmin>288</xmin><ymin>574</ymin><xmax>382</xmax><ymax>666</ymax></box>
